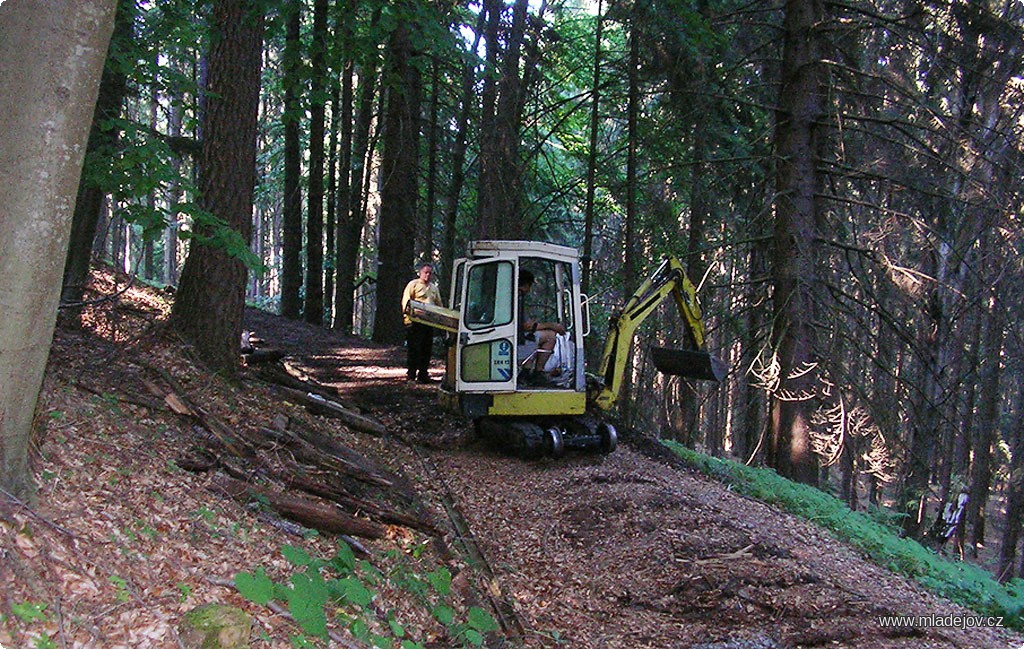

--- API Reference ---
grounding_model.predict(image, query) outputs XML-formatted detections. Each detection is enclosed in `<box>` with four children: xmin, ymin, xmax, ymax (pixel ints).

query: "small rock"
<box><xmin>178</xmin><ymin>603</ymin><xmax>253</xmax><ymax>649</ymax></box>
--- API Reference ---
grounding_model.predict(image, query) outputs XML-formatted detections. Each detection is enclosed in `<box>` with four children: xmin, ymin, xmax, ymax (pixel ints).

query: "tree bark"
<box><xmin>967</xmin><ymin>291</ymin><xmax>1004</xmax><ymax>552</ymax></box>
<box><xmin>998</xmin><ymin>390</ymin><xmax>1024</xmax><ymax>582</ymax></box>
<box><xmin>170</xmin><ymin>0</ymin><xmax>264</xmax><ymax>375</ymax></box>
<box><xmin>0</xmin><ymin>0</ymin><xmax>116</xmax><ymax>499</ymax></box>
<box><xmin>280</xmin><ymin>0</ymin><xmax>303</xmax><ymax>320</ymax></box>
<box><xmin>336</xmin><ymin>57</ymin><xmax>379</xmax><ymax>334</ymax></box>
<box><xmin>60</xmin><ymin>0</ymin><xmax>133</xmax><ymax>313</ymax></box>
<box><xmin>440</xmin><ymin>8</ymin><xmax>486</xmax><ymax>281</ymax></box>
<box><xmin>372</xmin><ymin>7</ymin><xmax>422</xmax><ymax>345</ymax></box>
<box><xmin>304</xmin><ymin>0</ymin><xmax>329</xmax><ymax>326</ymax></box>
<box><xmin>767</xmin><ymin>0</ymin><xmax>825</xmax><ymax>486</ymax></box>
<box><xmin>581</xmin><ymin>0</ymin><xmax>603</xmax><ymax>294</ymax></box>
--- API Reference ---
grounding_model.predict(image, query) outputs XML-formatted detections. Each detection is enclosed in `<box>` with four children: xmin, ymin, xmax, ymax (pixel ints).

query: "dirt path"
<box><xmin>245</xmin><ymin>308</ymin><xmax>1023</xmax><ymax>649</ymax></box>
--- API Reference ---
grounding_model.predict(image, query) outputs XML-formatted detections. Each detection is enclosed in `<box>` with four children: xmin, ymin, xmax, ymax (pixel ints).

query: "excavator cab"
<box><xmin>405</xmin><ymin>240</ymin><xmax>725</xmax><ymax>456</ymax></box>
<box><xmin>442</xmin><ymin>241</ymin><xmax>588</xmax><ymax>415</ymax></box>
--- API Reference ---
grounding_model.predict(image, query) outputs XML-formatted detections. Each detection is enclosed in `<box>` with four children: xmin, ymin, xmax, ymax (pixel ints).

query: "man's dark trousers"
<box><xmin>406</xmin><ymin>323</ymin><xmax>433</xmax><ymax>380</ymax></box>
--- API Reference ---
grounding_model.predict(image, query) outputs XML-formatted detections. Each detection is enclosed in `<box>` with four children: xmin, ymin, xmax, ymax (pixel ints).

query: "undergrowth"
<box><xmin>663</xmin><ymin>441</ymin><xmax>1024</xmax><ymax>630</ymax></box>
<box><xmin>235</xmin><ymin>540</ymin><xmax>498</xmax><ymax>648</ymax></box>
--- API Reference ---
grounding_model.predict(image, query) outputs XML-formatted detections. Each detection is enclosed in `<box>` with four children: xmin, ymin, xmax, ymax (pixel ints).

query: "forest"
<box><xmin>2</xmin><ymin>0</ymin><xmax>1024</xmax><ymax>600</ymax></box>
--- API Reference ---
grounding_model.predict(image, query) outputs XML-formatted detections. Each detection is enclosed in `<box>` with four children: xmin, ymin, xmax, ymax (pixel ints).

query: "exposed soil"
<box><xmin>2</xmin><ymin>272</ymin><xmax>1021</xmax><ymax>648</ymax></box>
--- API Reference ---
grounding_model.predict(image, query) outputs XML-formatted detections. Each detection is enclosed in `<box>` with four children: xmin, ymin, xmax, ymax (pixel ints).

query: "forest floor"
<box><xmin>2</xmin><ymin>269</ymin><xmax>1022</xmax><ymax>649</ymax></box>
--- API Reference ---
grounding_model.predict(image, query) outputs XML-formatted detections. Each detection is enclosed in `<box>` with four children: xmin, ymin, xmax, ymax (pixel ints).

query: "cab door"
<box><xmin>455</xmin><ymin>258</ymin><xmax>518</xmax><ymax>393</ymax></box>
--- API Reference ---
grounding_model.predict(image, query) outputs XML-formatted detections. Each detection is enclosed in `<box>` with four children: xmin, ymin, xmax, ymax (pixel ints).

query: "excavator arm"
<box><xmin>590</xmin><ymin>256</ymin><xmax>725</xmax><ymax>411</ymax></box>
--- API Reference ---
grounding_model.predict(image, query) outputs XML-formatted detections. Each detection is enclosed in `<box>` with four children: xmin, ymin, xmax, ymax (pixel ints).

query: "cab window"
<box><xmin>464</xmin><ymin>261</ymin><xmax>514</xmax><ymax>330</ymax></box>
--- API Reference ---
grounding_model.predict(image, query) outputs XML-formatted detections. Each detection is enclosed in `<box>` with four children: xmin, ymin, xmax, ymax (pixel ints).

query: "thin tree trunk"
<box><xmin>581</xmin><ymin>0</ymin><xmax>603</xmax><ymax>294</ymax></box>
<box><xmin>998</xmin><ymin>390</ymin><xmax>1024</xmax><ymax>582</ymax></box>
<box><xmin>304</xmin><ymin>0</ymin><xmax>329</xmax><ymax>326</ymax></box>
<box><xmin>280</xmin><ymin>0</ymin><xmax>303</xmax><ymax>319</ymax></box>
<box><xmin>417</xmin><ymin>56</ymin><xmax>441</xmax><ymax>264</ymax></box>
<box><xmin>968</xmin><ymin>290</ymin><xmax>1005</xmax><ymax>554</ymax></box>
<box><xmin>440</xmin><ymin>8</ymin><xmax>486</xmax><ymax>280</ymax></box>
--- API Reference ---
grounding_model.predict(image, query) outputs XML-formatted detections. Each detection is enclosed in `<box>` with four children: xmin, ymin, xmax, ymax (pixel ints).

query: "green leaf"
<box><xmin>11</xmin><ymin>601</ymin><xmax>48</xmax><ymax>623</ymax></box>
<box><xmin>431</xmin><ymin>604</ymin><xmax>454</xmax><ymax>626</ymax></box>
<box><xmin>386</xmin><ymin>610</ymin><xmax>405</xmax><ymax>637</ymax></box>
<box><xmin>290</xmin><ymin>635</ymin><xmax>317</xmax><ymax>648</ymax></box>
<box><xmin>287</xmin><ymin>572</ymin><xmax>329</xmax><ymax>638</ymax></box>
<box><xmin>357</xmin><ymin>559</ymin><xmax>383</xmax><ymax>584</ymax></box>
<box><xmin>338</xmin><ymin>576</ymin><xmax>373</xmax><ymax>608</ymax></box>
<box><xmin>349</xmin><ymin>619</ymin><xmax>370</xmax><ymax>642</ymax></box>
<box><xmin>464</xmin><ymin>629</ymin><xmax>484</xmax><ymax>647</ymax></box>
<box><xmin>426</xmin><ymin>568</ymin><xmax>451</xmax><ymax>596</ymax></box>
<box><xmin>467</xmin><ymin>607</ymin><xmax>498</xmax><ymax>632</ymax></box>
<box><xmin>281</xmin><ymin>545</ymin><xmax>314</xmax><ymax>567</ymax></box>
<box><xmin>332</xmin><ymin>541</ymin><xmax>356</xmax><ymax>572</ymax></box>
<box><xmin>235</xmin><ymin>569</ymin><xmax>274</xmax><ymax>605</ymax></box>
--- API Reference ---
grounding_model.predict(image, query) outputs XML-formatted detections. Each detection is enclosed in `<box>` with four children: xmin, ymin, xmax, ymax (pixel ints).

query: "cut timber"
<box><xmin>211</xmin><ymin>474</ymin><xmax>386</xmax><ymax>539</ymax></box>
<box><xmin>271</xmin><ymin>385</ymin><xmax>386</xmax><ymax>436</ymax></box>
<box><xmin>406</xmin><ymin>299</ymin><xmax>460</xmax><ymax>332</ymax></box>
<box><xmin>650</xmin><ymin>347</ymin><xmax>728</xmax><ymax>382</ymax></box>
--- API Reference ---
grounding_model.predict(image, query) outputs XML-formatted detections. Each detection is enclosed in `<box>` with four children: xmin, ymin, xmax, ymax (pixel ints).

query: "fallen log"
<box><xmin>244</xmin><ymin>348</ymin><xmax>286</xmax><ymax>365</ymax></box>
<box><xmin>252</xmin><ymin>424</ymin><xmax>395</xmax><ymax>490</ymax></box>
<box><xmin>211</xmin><ymin>474</ymin><xmax>386</xmax><ymax>540</ymax></box>
<box><xmin>144</xmin><ymin>369</ymin><xmax>253</xmax><ymax>459</ymax></box>
<box><xmin>270</xmin><ymin>385</ymin><xmax>386</xmax><ymax>436</ymax></box>
<box><xmin>282</xmin><ymin>472</ymin><xmax>440</xmax><ymax>536</ymax></box>
<box><xmin>254</xmin><ymin>362</ymin><xmax>350</xmax><ymax>407</ymax></box>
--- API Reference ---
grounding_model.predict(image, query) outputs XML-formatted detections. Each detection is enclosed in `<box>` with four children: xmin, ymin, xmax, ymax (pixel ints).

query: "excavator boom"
<box><xmin>591</xmin><ymin>256</ymin><xmax>725</xmax><ymax>410</ymax></box>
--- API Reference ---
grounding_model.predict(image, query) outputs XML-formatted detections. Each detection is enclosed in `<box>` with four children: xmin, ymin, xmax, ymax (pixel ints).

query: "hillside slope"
<box><xmin>2</xmin><ymin>274</ymin><xmax>1020</xmax><ymax>648</ymax></box>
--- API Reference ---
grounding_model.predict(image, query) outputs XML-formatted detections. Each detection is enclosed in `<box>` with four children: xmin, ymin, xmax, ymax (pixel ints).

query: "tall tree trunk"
<box><xmin>330</xmin><ymin>0</ymin><xmax>357</xmax><ymax>331</ymax></box>
<box><xmin>372</xmin><ymin>9</ymin><xmax>421</xmax><ymax>345</ymax></box>
<box><xmin>735</xmin><ymin>234</ymin><xmax>769</xmax><ymax>463</ymax></box>
<box><xmin>304</xmin><ymin>0</ymin><xmax>329</xmax><ymax>326</ymax></box>
<box><xmin>417</xmin><ymin>56</ymin><xmax>441</xmax><ymax>264</ymax></box>
<box><xmin>581</xmin><ymin>0</ymin><xmax>603</xmax><ymax>294</ymax></box>
<box><xmin>474</xmin><ymin>0</ymin><xmax>501</xmax><ymax>239</ymax></box>
<box><xmin>476</xmin><ymin>0</ymin><xmax>529</xmax><ymax>240</ymax></box>
<box><xmin>336</xmin><ymin>59</ymin><xmax>379</xmax><ymax>334</ymax></box>
<box><xmin>441</xmin><ymin>9</ymin><xmax>486</xmax><ymax>280</ymax></box>
<box><xmin>170</xmin><ymin>0</ymin><xmax>264</xmax><ymax>375</ymax></box>
<box><xmin>967</xmin><ymin>288</ymin><xmax>1005</xmax><ymax>554</ymax></box>
<box><xmin>0</xmin><ymin>0</ymin><xmax>116</xmax><ymax>499</ymax></box>
<box><xmin>618</xmin><ymin>17</ymin><xmax>640</xmax><ymax>424</ymax></box>
<box><xmin>767</xmin><ymin>0</ymin><xmax>825</xmax><ymax>486</ymax></box>
<box><xmin>998</xmin><ymin>389</ymin><xmax>1024</xmax><ymax>582</ymax></box>
<box><xmin>60</xmin><ymin>0</ymin><xmax>133</xmax><ymax>313</ymax></box>
<box><xmin>164</xmin><ymin>77</ymin><xmax>184</xmax><ymax>286</ymax></box>
<box><xmin>325</xmin><ymin>63</ymin><xmax>340</xmax><ymax>324</ymax></box>
<box><xmin>331</xmin><ymin>59</ymin><xmax>355</xmax><ymax>331</ymax></box>
<box><xmin>280</xmin><ymin>0</ymin><xmax>303</xmax><ymax>320</ymax></box>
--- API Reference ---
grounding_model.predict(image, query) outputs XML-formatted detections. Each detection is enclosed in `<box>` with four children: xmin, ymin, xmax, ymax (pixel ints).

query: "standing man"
<box><xmin>401</xmin><ymin>262</ymin><xmax>443</xmax><ymax>383</ymax></box>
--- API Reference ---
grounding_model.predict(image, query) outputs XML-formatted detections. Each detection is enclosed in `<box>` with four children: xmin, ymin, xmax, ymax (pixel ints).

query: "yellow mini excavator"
<box><xmin>406</xmin><ymin>240</ymin><xmax>726</xmax><ymax>457</ymax></box>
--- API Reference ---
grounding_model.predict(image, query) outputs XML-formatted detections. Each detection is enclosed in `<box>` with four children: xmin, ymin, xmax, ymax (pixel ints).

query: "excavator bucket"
<box><xmin>650</xmin><ymin>347</ymin><xmax>727</xmax><ymax>382</ymax></box>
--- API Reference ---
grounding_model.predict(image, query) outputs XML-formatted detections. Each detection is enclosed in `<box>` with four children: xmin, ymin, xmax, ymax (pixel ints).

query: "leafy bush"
<box><xmin>663</xmin><ymin>441</ymin><xmax>1024</xmax><ymax>629</ymax></box>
